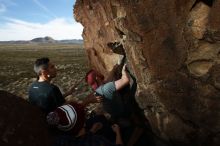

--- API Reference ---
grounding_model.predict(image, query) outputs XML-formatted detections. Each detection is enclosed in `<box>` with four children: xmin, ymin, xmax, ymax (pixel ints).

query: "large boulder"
<box><xmin>74</xmin><ymin>0</ymin><xmax>220</xmax><ymax>145</ymax></box>
<box><xmin>0</xmin><ymin>90</ymin><xmax>54</xmax><ymax>146</ymax></box>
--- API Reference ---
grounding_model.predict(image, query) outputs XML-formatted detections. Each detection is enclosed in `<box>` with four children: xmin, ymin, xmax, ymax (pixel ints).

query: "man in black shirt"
<box><xmin>28</xmin><ymin>57</ymin><xmax>75</xmax><ymax>113</ymax></box>
<box><xmin>29</xmin><ymin>80</ymin><xmax>65</xmax><ymax>113</ymax></box>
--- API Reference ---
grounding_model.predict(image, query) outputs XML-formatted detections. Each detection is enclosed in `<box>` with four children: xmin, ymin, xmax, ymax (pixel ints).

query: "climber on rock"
<box><xmin>85</xmin><ymin>64</ymin><xmax>131</xmax><ymax>120</ymax></box>
<box><xmin>47</xmin><ymin>64</ymin><xmax>130</xmax><ymax>134</ymax></box>
<box><xmin>85</xmin><ymin>62</ymin><xmax>146</xmax><ymax>146</ymax></box>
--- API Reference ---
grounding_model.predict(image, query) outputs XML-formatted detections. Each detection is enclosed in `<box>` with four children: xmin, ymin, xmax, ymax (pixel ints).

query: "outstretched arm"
<box><xmin>114</xmin><ymin>65</ymin><xmax>130</xmax><ymax>91</ymax></box>
<box><xmin>81</xmin><ymin>92</ymin><xmax>103</xmax><ymax>106</ymax></box>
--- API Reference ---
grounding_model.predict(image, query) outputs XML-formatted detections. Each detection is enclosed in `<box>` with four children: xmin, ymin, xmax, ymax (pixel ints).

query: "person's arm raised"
<box><xmin>114</xmin><ymin>64</ymin><xmax>130</xmax><ymax>91</ymax></box>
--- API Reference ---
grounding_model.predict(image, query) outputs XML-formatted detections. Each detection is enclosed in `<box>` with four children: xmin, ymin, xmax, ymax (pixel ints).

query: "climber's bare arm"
<box><xmin>114</xmin><ymin>65</ymin><xmax>130</xmax><ymax>90</ymax></box>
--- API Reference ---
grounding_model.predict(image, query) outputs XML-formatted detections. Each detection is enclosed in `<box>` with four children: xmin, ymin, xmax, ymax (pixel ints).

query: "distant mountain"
<box><xmin>0</xmin><ymin>36</ymin><xmax>83</xmax><ymax>44</ymax></box>
<box><xmin>31</xmin><ymin>36</ymin><xmax>57</xmax><ymax>43</ymax></box>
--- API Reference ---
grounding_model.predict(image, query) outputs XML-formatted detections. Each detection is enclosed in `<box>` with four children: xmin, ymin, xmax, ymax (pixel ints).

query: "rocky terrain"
<box><xmin>74</xmin><ymin>0</ymin><xmax>220</xmax><ymax>145</ymax></box>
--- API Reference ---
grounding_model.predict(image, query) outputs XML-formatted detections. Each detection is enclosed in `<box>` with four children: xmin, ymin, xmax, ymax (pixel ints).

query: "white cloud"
<box><xmin>32</xmin><ymin>0</ymin><xmax>56</xmax><ymax>18</ymax></box>
<box><xmin>0</xmin><ymin>17</ymin><xmax>83</xmax><ymax>41</ymax></box>
<box><xmin>0</xmin><ymin>3</ymin><xmax>6</xmax><ymax>13</ymax></box>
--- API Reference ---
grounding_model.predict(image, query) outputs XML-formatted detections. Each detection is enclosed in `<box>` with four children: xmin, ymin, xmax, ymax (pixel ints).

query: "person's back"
<box><xmin>29</xmin><ymin>80</ymin><xmax>65</xmax><ymax>113</ymax></box>
<box><xmin>28</xmin><ymin>57</ymin><xmax>65</xmax><ymax>113</ymax></box>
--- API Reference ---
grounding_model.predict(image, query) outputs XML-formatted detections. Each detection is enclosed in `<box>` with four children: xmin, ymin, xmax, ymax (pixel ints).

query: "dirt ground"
<box><xmin>0</xmin><ymin>43</ymin><xmax>92</xmax><ymax>101</ymax></box>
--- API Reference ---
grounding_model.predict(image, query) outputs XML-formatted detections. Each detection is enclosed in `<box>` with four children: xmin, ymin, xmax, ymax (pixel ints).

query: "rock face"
<box><xmin>74</xmin><ymin>0</ymin><xmax>220</xmax><ymax>145</ymax></box>
<box><xmin>0</xmin><ymin>91</ymin><xmax>54</xmax><ymax>146</ymax></box>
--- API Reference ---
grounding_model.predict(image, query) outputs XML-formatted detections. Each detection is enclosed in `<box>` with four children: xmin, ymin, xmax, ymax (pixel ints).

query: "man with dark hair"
<box><xmin>28</xmin><ymin>57</ymin><xmax>82</xmax><ymax>113</ymax></box>
<box><xmin>29</xmin><ymin>57</ymin><xmax>64</xmax><ymax>113</ymax></box>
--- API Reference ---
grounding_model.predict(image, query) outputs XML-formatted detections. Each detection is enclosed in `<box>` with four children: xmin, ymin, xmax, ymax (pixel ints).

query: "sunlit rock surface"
<box><xmin>74</xmin><ymin>0</ymin><xmax>220</xmax><ymax>145</ymax></box>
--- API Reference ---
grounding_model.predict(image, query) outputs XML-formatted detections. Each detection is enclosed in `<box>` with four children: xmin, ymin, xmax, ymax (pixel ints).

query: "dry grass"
<box><xmin>0</xmin><ymin>43</ymin><xmax>92</xmax><ymax>100</ymax></box>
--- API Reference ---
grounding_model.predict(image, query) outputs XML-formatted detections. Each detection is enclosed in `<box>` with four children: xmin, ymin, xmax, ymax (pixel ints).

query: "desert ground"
<box><xmin>0</xmin><ymin>43</ymin><xmax>92</xmax><ymax>101</ymax></box>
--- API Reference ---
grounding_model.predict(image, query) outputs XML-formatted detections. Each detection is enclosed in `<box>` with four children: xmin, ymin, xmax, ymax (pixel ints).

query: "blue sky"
<box><xmin>0</xmin><ymin>0</ymin><xmax>83</xmax><ymax>41</ymax></box>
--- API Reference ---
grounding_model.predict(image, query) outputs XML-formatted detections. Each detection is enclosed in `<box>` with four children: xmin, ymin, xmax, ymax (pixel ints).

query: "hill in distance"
<box><xmin>31</xmin><ymin>36</ymin><xmax>57</xmax><ymax>43</ymax></box>
<box><xmin>0</xmin><ymin>36</ymin><xmax>83</xmax><ymax>44</ymax></box>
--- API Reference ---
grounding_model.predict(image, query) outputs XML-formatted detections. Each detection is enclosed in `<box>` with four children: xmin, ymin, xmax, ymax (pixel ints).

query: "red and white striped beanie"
<box><xmin>47</xmin><ymin>102</ymin><xmax>85</xmax><ymax>134</ymax></box>
<box><xmin>57</xmin><ymin>104</ymin><xmax>77</xmax><ymax>131</ymax></box>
